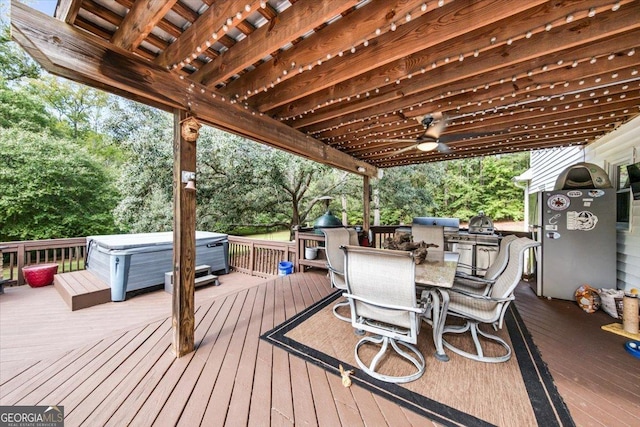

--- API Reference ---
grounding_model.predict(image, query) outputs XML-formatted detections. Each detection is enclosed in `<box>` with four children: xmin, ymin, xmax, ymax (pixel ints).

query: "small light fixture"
<box><xmin>357</xmin><ymin>166</ymin><xmax>366</xmax><ymax>173</ymax></box>
<box><xmin>416</xmin><ymin>142</ymin><xmax>439</xmax><ymax>151</ymax></box>
<box><xmin>181</xmin><ymin>171</ymin><xmax>196</xmax><ymax>191</ymax></box>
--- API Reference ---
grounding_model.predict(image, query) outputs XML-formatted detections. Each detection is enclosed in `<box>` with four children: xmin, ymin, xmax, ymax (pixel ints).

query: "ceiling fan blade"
<box><xmin>391</xmin><ymin>143</ymin><xmax>420</xmax><ymax>155</ymax></box>
<box><xmin>373</xmin><ymin>138</ymin><xmax>420</xmax><ymax>143</ymax></box>
<box><xmin>436</xmin><ymin>143</ymin><xmax>451</xmax><ymax>153</ymax></box>
<box><xmin>438</xmin><ymin>129</ymin><xmax>508</xmax><ymax>143</ymax></box>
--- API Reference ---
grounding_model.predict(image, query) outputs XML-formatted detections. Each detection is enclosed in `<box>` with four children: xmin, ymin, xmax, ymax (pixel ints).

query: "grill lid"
<box><xmin>468</xmin><ymin>211</ymin><xmax>495</xmax><ymax>234</ymax></box>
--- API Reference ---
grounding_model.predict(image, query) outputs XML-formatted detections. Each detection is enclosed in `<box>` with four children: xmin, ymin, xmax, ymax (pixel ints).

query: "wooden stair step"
<box><xmin>54</xmin><ymin>270</ymin><xmax>111</xmax><ymax>311</ymax></box>
<box><xmin>195</xmin><ymin>274</ymin><xmax>219</xmax><ymax>288</ymax></box>
<box><xmin>164</xmin><ymin>271</ymin><xmax>219</xmax><ymax>294</ymax></box>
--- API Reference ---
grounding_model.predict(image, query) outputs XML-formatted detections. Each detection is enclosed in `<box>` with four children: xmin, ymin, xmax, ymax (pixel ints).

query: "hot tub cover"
<box><xmin>87</xmin><ymin>231</ymin><xmax>227</xmax><ymax>254</ymax></box>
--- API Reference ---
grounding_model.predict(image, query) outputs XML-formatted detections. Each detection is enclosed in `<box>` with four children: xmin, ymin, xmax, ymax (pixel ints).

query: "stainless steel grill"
<box><xmin>468</xmin><ymin>212</ymin><xmax>495</xmax><ymax>235</ymax></box>
<box><xmin>445</xmin><ymin>230</ymin><xmax>500</xmax><ymax>277</ymax></box>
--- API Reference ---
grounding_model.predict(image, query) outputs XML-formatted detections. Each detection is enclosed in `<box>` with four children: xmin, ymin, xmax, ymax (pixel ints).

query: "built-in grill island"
<box><xmin>412</xmin><ymin>216</ymin><xmax>501</xmax><ymax>277</ymax></box>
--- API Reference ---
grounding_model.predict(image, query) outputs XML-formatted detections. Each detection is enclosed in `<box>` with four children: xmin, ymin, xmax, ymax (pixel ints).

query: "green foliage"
<box><xmin>0</xmin><ymin>79</ymin><xmax>57</xmax><ymax>133</ymax></box>
<box><xmin>28</xmin><ymin>76</ymin><xmax>109</xmax><ymax>140</ymax></box>
<box><xmin>196</xmin><ymin>127</ymin><xmax>354</xmax><ymax>235</ymax></box>
<box><xmin>374</xmin><ymin>163</ymin><xmax>445</xmax><ymax>224</ymax></box>
<box><xmin>0</xmin><ymin>128</ymin><xmax>120</xmax><ymax>240</ymax></box>
<box><xmin>428</xmin><ymin>153</ymin><xmax>529</xmax><ymax>222</ymax></box>
<box><xmin>0</xmin><ymin>21</ymin><xmax>40</xmax><ymax>81</ymax></box>
<box><xmin>108</xmin><ymin>103</ymin><xmax>174</xmax><ymax>233</ymax></box>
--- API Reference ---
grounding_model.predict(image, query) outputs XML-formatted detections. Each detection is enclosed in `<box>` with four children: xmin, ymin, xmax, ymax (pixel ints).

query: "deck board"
<box><xmin>307</xmin><ymin>363</ymin><xmax>342</xmax><ymax>426</ymax></box>
<box><xmin>173</xmin><ymin>296</ymin><xmax>237</xmax><ymax>426</ymax></box>
<box><xmin>247</xmin><ymin>277</ymin><xmax>276</xmax><ymax>427</ymax></box>
<box><xmin>224</xmin><ymin>283</ymin><xmax>268</xmax><ymax>426</ymax></box>
<box><xmin>70</xmin><ymin>320</ymin><xmax>172</xmax><ymax>426</ymax></box>
<box><xmin>270</xmin><ymin>280</ymin><xmax>295</xmax><ymax>426</ymax></box>
<box><xmin>1</xmin><ymin>271</ymin><xmax>639</xmax><ymax>426</ymax></box>
<box><xmin>199</xmin><ymin>288</ymin><xmax>257</xmax><ymax>426</ymax></box>
<box><xmin>61</xmin><ymin>325</ymin><xmax>165</xmax><ymax>424</ymax></box>
<box><xmin>514</xmin><ymin>283</ymin><xmax>640</xmax><ymax>427</ymax></box>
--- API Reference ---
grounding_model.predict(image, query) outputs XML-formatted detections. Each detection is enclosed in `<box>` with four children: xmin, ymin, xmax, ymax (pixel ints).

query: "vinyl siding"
<box><xmin>529</xmin><ymin>147</ymin><xmax>583</xmax><ymax>192</ymax></box>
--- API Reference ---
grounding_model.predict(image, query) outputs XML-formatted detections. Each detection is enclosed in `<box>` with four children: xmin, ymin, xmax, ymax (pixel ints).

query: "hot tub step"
<box><xmin>164</xmin><ymin>266</ymin><xmax>219</xmax><ymax>294</ymax></box>
<box><xmin>54</xmin><ymin>270</ymin><xmax>111</xmax><ymax>311</ymax></box>
<box><xmin>196</xmin><ymin>274</ymin><xmax>219</xmax><ymax>288</ymax></box>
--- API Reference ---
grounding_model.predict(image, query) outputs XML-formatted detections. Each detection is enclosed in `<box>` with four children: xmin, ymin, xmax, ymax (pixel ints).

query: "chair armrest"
<box><xmin>454</xmin><ymin>273</ymin><xmax>495</xmax><ymax>285</ymax></box>
<box><xmin>327</xmin><ymin>265</ymin><xmax>344</xmax><ymax>277</ymax></box>
<box><xmin>342</xmin><ymin>293</ymin><xmax>426</xmax><ymax>314</ymax></box>
<box><xmin>456</xmin><ymin>262</ymin><xmax>488</xmax><ymax>273</ymax></box>
<box><xmin>448</xmin><ymin>288</ymin><xmax>515</xmax><ymax>303</ymax></box>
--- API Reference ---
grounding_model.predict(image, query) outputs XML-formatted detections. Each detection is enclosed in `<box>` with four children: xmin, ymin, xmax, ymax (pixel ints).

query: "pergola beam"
<box><xmin>191</xmin><ymin>0</ymin><xmax>360</xmax><ymax>87</ymax></box>
<box><xmin>9</xmin><ymin>1</ymin><xmax>377</xmax><ymax>178</ymax></box>
<box><xmin>111</xmin><ymin>0</ymin><xmax>178</xmax><ymax>51</ymax></box>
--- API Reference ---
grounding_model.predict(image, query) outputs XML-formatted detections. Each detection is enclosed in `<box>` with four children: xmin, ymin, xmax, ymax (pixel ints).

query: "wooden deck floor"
<box><xmin>1</xmin><ymin>271</ymin><xmax>638</xmax><ymax>426</ymax></box>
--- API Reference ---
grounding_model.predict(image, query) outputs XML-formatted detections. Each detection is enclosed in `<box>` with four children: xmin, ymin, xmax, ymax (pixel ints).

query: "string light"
<box><xmin>167</xmin><ymin>0</ymin><xmax>636</xmax><ymax>159</ymax></box>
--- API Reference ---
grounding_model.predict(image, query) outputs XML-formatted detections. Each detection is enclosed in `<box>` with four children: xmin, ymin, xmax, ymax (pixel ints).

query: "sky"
<box><xmin>1</xmin><ymin>1</ymin><xmax>56</xmax><ymax>19</ymax></box>
<box><xmin>27</xmin><ymin>0</ymin><xmax>56</xmax><ymax>16</ymax></box>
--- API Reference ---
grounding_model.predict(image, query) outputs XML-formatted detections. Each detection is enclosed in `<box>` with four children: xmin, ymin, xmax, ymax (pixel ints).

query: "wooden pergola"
<box><xmin>10</xmin><ymin>0</ymin><xmax>640</xmax><ymax>356</ymax></box>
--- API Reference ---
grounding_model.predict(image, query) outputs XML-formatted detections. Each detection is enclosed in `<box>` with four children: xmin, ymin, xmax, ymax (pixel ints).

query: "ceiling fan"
<box><xmin>375</xmin><ymin>113</ymin><xmax>506</xmax><ymax>156</ymax></box>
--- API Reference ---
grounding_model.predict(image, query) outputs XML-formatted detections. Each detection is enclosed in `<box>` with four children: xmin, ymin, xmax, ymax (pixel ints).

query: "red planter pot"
<box><xmin>23</xmin><ymin>263</ymin><xmax>59</xmax><ymax>287</ymax></box>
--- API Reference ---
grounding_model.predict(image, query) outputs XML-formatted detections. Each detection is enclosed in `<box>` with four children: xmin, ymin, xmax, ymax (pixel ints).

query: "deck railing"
<box><xmin>1</xmin><ymin>235</ymin><xmax>297</xmax><ymax>286</ymax></box>
<box><xmin>0</xmin><ymin>228</ymin><xmax>406</xmax><ymax>286</ymax></box>
<box><xmin>369</xmin><ymin>225</ymin><xmax>403</xmax><ymax>248</ymax></box>
<box><xmin>0</xmin><ymin>238</ymin><xmax>87</xmax><ymax>286</ymax></box>
<box><xmin>227</xmin><ymin>236</ymin><xmax>296</xmax><ymax>278</ymax></box>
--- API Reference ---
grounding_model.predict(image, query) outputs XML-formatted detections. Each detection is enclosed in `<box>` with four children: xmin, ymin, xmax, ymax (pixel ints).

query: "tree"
<box><xmin>28</xmin><ymin>76</ymin><xmax>109</xmax><ymax>140</ymax></box>
<box><xmin>477</xmin><ymin>154</ymin><xmax>528</xmax><ymax>221</ymax></box>
<box><xmin>0</xmin><ymin>79</ymin><xmax>57</xmax><ymax>133</ymax></box>
<box><xmin>196</xmin><ymin>127</ymin><xmax>353</xmax><ymax>236</ymax></box>
<box><xmin>107</xmin><ymin>101</ymin><xmax>357</xmax><ymax>236</ymax></box>
<box><xmin>106</xmin><ymin>103</ymin><xmax>174</xmax><ymax>233</ymax></box>
<box><xmin>0</xmin><ymin>16</ymin><xmax>40</xmax><ymax>81</ymax></box>
<box><xmin>0</xmin><ymin>128</ymin><xmax>120</xmax><ymax>240</ymax></box>
<box><xmin>429</xmin><ymin>153</ymin><xmax>528</xmax><ymax>222</ymax></box>
<box><xmin>374</xmin><ymin>163</ymin><xmax>444</xmax><ymax>224</ymax></box>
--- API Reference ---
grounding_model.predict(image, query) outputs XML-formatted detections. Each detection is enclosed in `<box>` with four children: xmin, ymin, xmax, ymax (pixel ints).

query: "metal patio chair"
<box><xmin>342</xmin><ymin>245</ymin><xmax>427</xmax><ymax>383</ymax></box>
<box><xmin>441</xmin><ymin>237</ymin><xmax>540</xmax><ymax>363</ymax></box>
<box><xmin>411</xmin><ymin>224</ymin><xmax>445</xmax><ymax>250</ymax></box>
<box><xmin>453</xmin><ymin>234</ymin><xmax>518</xmax><ymax>295</ymax></box>
<box><xmin>321</xmin><ymin>227</ymin><xmax>359</xmax><ymax>321</ymax></box>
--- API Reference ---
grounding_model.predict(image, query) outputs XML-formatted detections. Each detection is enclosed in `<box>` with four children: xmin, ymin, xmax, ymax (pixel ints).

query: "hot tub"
<box><xmin>86</xmin><ymin>231</ymin><xmax>229</xmax><ymax>301</ymax></box>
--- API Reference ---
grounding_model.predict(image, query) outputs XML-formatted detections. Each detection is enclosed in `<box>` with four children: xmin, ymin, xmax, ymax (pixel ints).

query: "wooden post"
<box><xmin>363</xmin><ymin>175</ymin><xmax>371</xmax><ymax>234</ymax></box>
<box><xmin>172</xmin><ymin>109</ymin><xmax>197</xmax><ymax>357</ymax></box>
<box><xmin>341</xmin><ymin>195</ymin><xmax>348</xmax><ymax>225</ymax></box>
<box><xmin>373</xmin><ymin>188</ymin><xmax>380</xmax><ymax>226</ymax></box>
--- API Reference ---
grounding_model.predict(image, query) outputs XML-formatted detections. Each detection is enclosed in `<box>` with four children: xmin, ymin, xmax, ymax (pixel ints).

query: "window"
<box><xmin>614</xmin><ymin>162</ymin><xmax>631</xmax><ymax>230</ymax></box>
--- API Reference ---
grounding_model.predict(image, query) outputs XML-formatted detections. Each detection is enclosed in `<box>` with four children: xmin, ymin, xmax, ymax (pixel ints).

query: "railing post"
<box><xmin>249</xmin><ymin>241</ymin><xmax>255</xmax><ymax>276</ymax></box>
<box><xmin>16</xmin><ymin>243</ymin><xmax>25</xmax><ymax>286</ymax></box>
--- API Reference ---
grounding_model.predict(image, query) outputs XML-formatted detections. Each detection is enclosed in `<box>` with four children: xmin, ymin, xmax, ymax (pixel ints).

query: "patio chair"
<box><xmin>441</xmin><ymin>237</ymin><xmax>540</xmax><ymax>363</ymax></box>
<box><xmin>321</xmin><ymin>227</ymin><xmax>360</xmax><ymax>321</ymax></box>
<box><xmin>411</xmin><ymin>224</ymin><xmax>444</xmax><ymax>250</ymax></box>
<box><xmin>341</xmin><ymin>245</ymin><xmax>427</xmax><ymax>383</ymax></box>
<box><xmin>453</xmin><ymin>235</ymin><xmax>518</xmax><ymax>295</ymax></box>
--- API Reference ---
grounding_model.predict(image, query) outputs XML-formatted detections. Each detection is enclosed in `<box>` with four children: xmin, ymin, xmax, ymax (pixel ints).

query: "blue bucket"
<box><xmin>278</xmin><ymin>261</ymin><xmax>293</xmax><ymax>276</ymax></box>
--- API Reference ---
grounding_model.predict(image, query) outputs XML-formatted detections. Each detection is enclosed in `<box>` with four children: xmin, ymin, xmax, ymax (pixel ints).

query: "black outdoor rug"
<box><xmin>261</xmin><ymin>291</ymin><xmax>575</xmax><ymax>427</ymax></box>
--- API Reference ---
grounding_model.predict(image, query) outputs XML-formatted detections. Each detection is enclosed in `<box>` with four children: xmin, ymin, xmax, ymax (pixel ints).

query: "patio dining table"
<box><xmin>415</xmin><ymin>250</ymin><xmax>460</xmax><ymax>362</ymax></box>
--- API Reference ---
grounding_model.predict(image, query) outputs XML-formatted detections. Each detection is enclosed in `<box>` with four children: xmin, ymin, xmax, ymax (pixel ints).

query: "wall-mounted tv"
<box><xmin>626</xmin><ymin>162</ymin><xmax>640</xmax><ymax>200</ymax></box>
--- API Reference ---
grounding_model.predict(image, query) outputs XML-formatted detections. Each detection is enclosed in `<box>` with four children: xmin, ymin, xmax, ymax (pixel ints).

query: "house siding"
<box><xmin>530</xmin><ymin>147</ymin><xmax>583</xmax><ymax>192</ymax></box>
<box><xmin>528</xmin><ymin>115</ymin><xmax>640</xmax><ymax>292</ymax></box>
